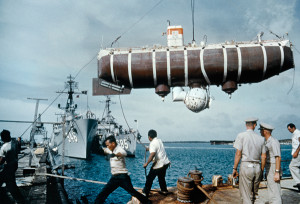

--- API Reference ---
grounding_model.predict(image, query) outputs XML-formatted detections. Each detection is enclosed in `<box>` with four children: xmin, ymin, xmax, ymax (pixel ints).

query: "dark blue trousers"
<box><xmin>143</xmin><ymin>163</ymin><xmax>169</xmax><ymax>196</ymax></box>
<box><xmin>0</xmin><ymin>162</ymin><xmax>25</xmax><ymax>203</ymax></box>
<box><xmin>95</xmin><ymin>173</ymin><xmax>149</xmax><ymax>204</ymax></box>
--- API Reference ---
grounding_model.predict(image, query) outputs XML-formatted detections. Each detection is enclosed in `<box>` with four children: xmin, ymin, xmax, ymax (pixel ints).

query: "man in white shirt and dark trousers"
<box><xmin>0</xmin><ymin>129</ymin><xmax>25</xmax><ymax>203</ymax></box>
<box><xmin>143</xmin><ymin>129</ymin><xmax>170</xmax><ymax>197</ymax></box>
<box><xmin>94</xmin><ymin>136</ymin><xmax>150</xmax><ymax>204</ymax></box>
<box><xmin>287</xmin><ymin>123</ymin><xmax>300</xmax><ymax>191</ymax></box>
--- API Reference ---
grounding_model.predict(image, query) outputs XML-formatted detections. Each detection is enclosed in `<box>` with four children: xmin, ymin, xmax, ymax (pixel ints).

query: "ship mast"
<box><xmin>56</xmin><ymin>75</ymin><xmax>78</xmax><ymax>115</ymax></box>
<box><xmin>27</xmin><ymin>97</ymin><xmax>48</xmax><ymax>166</ymax></box>
<box><xmin>102</xmin><ymin>96</ymin><xmax>116</xmax><ymax>124</ymax></box>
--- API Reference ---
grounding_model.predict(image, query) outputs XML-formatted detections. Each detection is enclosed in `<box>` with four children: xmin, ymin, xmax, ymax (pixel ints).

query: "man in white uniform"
<box><xmin>259</xmin><ymin>122</ymin><xmax>282</xmax><ymax>203</ymax></box>
<box><xmin>232</xmin><ymin>118</ymin><xmax>266</xmax><ymax>204</ymax></box>
<box><xmin>94</xmin><ymin>136</ymin><xmax>150</xmax><ymax>204</ymax></box>
<box><xmin>287</xmin><ymin>123</ymin><xmax>300</xmax><ymax>191</ymax></box>
<box><xmin>143</xmin><ymin>129</ymin><xmax>170</xmax><ymax>197</ymax></box>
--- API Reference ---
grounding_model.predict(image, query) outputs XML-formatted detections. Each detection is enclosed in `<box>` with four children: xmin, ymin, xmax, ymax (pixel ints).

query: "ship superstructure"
<box><xmin>93</xmin><ymin>96</ymin><xmax>140</xmax><ymax>157</ymax></box>
<box><xmin>49</xmin><ymin>75</ymin><xmax>97</xmax><ymax>159</ymax></box>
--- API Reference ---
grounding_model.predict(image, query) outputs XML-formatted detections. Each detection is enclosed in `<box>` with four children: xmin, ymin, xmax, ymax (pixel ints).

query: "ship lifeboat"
<box><xmin>93</xmin><ymin>25</ymin><xmax>295</xmax><ymax>112</ymax></box>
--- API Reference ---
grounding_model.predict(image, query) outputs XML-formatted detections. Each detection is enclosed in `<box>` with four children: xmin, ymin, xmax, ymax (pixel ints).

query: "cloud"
<box><xmin>0</xmin><ymin>0</ymin><xmax>299</xmax><ymax>142</ymax></box>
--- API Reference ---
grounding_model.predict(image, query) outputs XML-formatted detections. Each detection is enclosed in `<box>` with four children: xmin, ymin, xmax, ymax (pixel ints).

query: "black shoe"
<box><xmin>142</xmin><ymin>189</ymin><xmax>149</xmax><ymax>198</ymax></box>
<box><xmin>293</xmin><ymin>183</ymin><xmax>300</xmax><ymax>188</ymax></box>
<box><xmin>160</xmin><ymin>190</ymin><xmax>168</xmax><ymax>196</ymax></box>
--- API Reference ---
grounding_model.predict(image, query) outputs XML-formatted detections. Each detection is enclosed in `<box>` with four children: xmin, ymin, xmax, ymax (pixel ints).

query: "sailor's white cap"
<box><xmin>259</xmin><ymin>122</ymin><xmax>274</xmax><ymax>131</ymax></box>
<box><xmin>244</xmin><ymin>117</ymin><xmax>258</xmax><ymax>122</ymax></box>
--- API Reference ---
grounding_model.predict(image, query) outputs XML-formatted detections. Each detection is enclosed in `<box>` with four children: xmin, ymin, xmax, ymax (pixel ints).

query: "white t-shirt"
<box><xmin>0</xmin><ymin>141</ymin><xmax>17</xmax><ymax>163</ymax></box>
<box><xmin>104</xmin><ymin>145</ymin><xmax>128</xmax><ymax>175</ymax></box>
<box><xmin>292</xmin><ymin>129</ymin><xmax>300</xmax><ymax>155</ymax></box>
<box><xmin>149</xmin><ymin>138</ymin><xmax>170</xmax><ymax>169</ymax></box>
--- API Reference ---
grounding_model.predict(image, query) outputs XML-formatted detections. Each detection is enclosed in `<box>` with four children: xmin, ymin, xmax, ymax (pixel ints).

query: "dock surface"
<box><xmin>130</xmin><ymin>178</ymin><xmax>300</xmax><ymax>204</ymax></box>
<box><xmin>0</xmin><ymin>147</ymin><xmax>69</xmax><ymax>204</ymax></box>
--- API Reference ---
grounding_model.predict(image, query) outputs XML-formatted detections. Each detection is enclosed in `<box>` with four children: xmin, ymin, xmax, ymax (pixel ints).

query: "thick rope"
<box><xmin>36</xmin><ymin>173</ymin><xmax>143</xmax><ymax>190</ymax></box>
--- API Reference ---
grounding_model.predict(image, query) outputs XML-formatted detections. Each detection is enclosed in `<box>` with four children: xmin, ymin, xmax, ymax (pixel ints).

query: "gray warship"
<box><xmin>92</xmin><ymin>96</ymin><xmax>141</xmax><ymax>157</ymax></box>
<box><xmin>49</xmin><ymin>75</ymin><xmax>98</xmax><ymax>159</ymax></box>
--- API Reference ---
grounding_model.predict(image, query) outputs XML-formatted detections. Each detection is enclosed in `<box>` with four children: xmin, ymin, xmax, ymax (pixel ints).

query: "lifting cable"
<box><xmin>108</xmin><ymin>0</ymin><xmax>168</xmax><ymax>148</ymax></box>
<box><xmin>191</xmin><ymin>0</ymin><xmax>195</xmax><ymax>42</ymax></box>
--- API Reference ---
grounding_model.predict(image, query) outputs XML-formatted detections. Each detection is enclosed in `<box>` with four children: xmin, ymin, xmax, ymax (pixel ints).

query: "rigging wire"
<box><xmin>10</xmin><ymin>0</ymin><xmax>165</xmax><ymax>140</ymax></box>
<box><xmin>287</xmin><ymin>68</ymin><xmax>295</xmax><ymax>95</ymax></box>
<box><xmin>286</xmin><ymin>44</ymin><xmax>299</xmax><ymax>95</ymax></box>
<box><xmin>19</xmin><ymin>91</ymin><xmax>66</xmax><ymax>138</ymax></box>
<box><xmin>245</xmin><ymin>14</ymin><xmax>283</xmax><ymax>40</ymax></box>
<box><xmin>118</xmin><ymin>94</ymin><xmax>147</xmax><ymax>149</ymax></box>
<box><xmin>110</xmin><ymin>0</ymin><xmax>165</xmax><ymax>47</ymax></box>
<box><xmin>74</xmin><ymin>53</ymin><xmax>98</xmax><ymax>79</ymax></box>
<box><xmin>106</xmin><ymin>0</ymin><xmax>166</xmax><ymax>149</ymax></box>
<box><xmin>245</xmin><ymin>14</ymin><xmax>298</xmax><ymax>94</ymax></box>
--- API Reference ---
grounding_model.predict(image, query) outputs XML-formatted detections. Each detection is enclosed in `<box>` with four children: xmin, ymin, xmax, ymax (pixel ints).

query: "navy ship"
<box><xmin>49</xmin><ymin>76</ymin><xmax>98</xmax><ymax>159</ymax></box>
<box><xmin>92</xmin><ymin>96</ymin><xmax>141</xmax><ymax>157</ymax></box>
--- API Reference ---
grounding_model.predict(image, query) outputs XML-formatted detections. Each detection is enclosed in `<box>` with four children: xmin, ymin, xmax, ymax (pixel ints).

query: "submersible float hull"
<box><xmin>94</xmin><ymin>39</ymin><xmax>294</xmax><ymax>95</ymax></box>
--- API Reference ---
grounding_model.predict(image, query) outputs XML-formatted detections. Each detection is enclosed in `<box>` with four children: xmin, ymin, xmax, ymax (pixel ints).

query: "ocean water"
<box><xmin>63</xmin><ymin>143</ymin><xmax>293</xmax><ymax>204</ymax></box>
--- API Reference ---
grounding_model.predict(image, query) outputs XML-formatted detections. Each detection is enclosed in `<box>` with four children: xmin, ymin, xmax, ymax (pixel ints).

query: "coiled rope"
<box><xmin>176</xmin><ymin>181</ymin><xmax>193</xmax><ymax>203</ymax></box>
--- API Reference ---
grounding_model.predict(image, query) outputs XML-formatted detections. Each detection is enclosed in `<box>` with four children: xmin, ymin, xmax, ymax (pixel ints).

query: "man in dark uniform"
<box><xmin>0</xmin><ymin>129</ymin><xmax>25</xmax><ymax>203</ymax></box>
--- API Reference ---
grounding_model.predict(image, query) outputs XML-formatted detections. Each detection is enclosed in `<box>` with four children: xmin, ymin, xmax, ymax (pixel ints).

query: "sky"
<box><xmin>0</xmin><ymin>0</ymin><xmax>299</xmax><ymax>143</ymax></box>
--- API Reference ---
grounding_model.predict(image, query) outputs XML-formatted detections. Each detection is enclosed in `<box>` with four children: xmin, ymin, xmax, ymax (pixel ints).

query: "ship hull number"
<box><xmin>116</xmin><ymin>139</ymin><xmax>129</xmax><ymax>150</ymax></box>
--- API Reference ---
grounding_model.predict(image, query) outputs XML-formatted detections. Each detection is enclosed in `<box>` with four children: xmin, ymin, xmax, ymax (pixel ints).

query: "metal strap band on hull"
<box><xmin>167</xmin><ymin>50</ymin><xmax>171</xmax><ymax>86</ymax></box>
<box><xmin>128</xmin><ymin>52</ymin><xmax>133</xmax><ymax>87</ymax></box>
<box><xmin>110</xmin><ymin>54</ymin><xmax>115</xmax><ymax>82</ymax></box>
<box><xmin>261</xmin><ymin>45</ymin><xmax>267</xmax><ymax>80</ymax></box>
<box><xmin>184</xmin><ymin>49</ymin><xmax>188</xmax><ymax>86</ymax></box>
<box><xmin>152</xmin><ymin>50</ymin><xmax>157</xmax><ymax>86</ymax></box>
<box><xmin>200</xmin><ymin>48</ymin><xmax>211</xmax><ymax>85</ymax></box>
<box><xmin>279</xmin><ymin>44</ymin><xmax>284</xmax><ymax>72</ymax></box>
<box><xmin>222</xmin><ymin>47</ymin><xmax>228</xmax><ymax>82</ymax></box>
<box><xmin>237</xmin><ymin>46</ymin><xmax>242</xmax><ymax>82</ymax></box>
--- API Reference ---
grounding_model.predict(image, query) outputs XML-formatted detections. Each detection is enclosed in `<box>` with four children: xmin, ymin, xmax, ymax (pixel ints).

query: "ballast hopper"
<box><xmin>93</xmin><ymin>25</ymin><xmax>295</xmax><ymax>112</ymax></box>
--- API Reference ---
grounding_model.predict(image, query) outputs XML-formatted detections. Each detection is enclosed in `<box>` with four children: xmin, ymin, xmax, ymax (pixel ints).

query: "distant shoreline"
<box><xmin>164</xmin><ymin>141</ymin><xmax>210</xmax><ymax>143</ymax></box>
<box><xmin>140</xmin><ymin>139</ymin><xmax>292</xmax><ymax>145</ymax></box>
<box><xmin>140</xmin><ymin>141</ymin><xmax>210</xmax><ymax>145</ymax></box>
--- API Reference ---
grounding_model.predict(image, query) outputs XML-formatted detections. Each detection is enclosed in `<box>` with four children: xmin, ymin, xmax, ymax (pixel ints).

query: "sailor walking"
<box><xmin>259</xmin><ymin>122</ymin><xmax>282</xmax><ymax>204</ymax></box>
<box><xmin>232</xmin><ymin>118</ymin><xmax>266</xmax><ymax>204</ymax></box>
<box><xmin>0</xmin><ymin>129</ymin><xmax>25</xmax><ymax>203</ymax></box>
<box><xmin>143</xmin><ymin>129</ymin><xmax>170</xmax><ymax>197</ymax></box>
<box><xmin>94</xmin><ymin>136</ymin><xmax>150</xmax><ymax>204</ymax></box>
<box><xmin>287</xmin><ymin>123</ymin><xmax>300</xmax><ymax>191</ymax></box>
